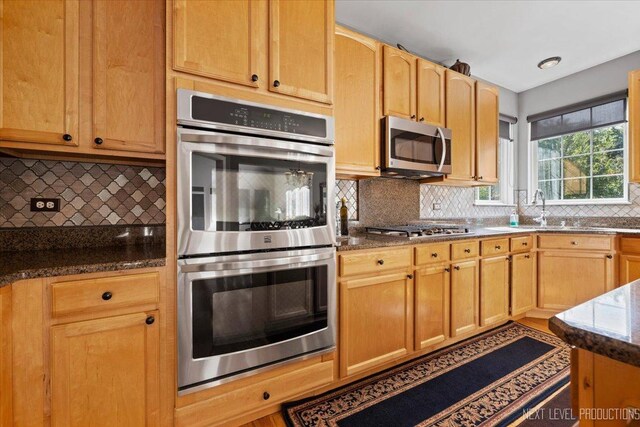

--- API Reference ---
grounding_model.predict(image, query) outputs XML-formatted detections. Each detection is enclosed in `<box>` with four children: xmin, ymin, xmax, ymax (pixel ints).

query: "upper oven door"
<box><xmin>178</xmin><ymin>128</ymin><xmax>336</xmax><ymax>257</ymax></box>
<box><xmin>385</xmin><ymin>116</ymin><xmax>452</xmax><ymax>174</ymax></box>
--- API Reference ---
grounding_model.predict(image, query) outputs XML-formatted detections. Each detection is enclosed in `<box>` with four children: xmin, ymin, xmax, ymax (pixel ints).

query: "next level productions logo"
<box><xmin>523</xmin><ymin>407</ymin><xmax>640</xmax><ymax>423</ymax></box>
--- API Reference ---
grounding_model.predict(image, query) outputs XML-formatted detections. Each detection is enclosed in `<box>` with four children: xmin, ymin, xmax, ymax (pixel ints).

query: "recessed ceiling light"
<box><xmin>538</xmin><ymin>56</ymin><xmax>562</xmax><ymax>69</ymax></box>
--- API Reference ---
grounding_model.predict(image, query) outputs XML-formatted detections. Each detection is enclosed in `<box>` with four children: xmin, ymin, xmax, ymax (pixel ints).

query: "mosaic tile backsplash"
<box><xmin>0</xmin><ymin>157</ymin><xmax>166</xmax><ymax>228</ymax></box>
<box><xmin>420</xmin><ymin>185</ymin><xmax>514</xmax><ymax>219</ymax></box>
<box><xmin>336</xmin><ymin>179</ymin><xmax>358</xmax><ymax>221</ymax></box>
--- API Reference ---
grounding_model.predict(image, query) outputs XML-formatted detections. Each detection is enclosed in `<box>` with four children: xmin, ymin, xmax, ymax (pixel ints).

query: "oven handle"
<box><xmin>179</xmin><ymin>250</ymin><xmax>335</xmax><ymax>273</ymax></box>
<box><xmin>179</xmin><ymin>129</ymin><xmax>334</xmax><ymax>157</ymax></box>
<box><xmin>436</xmin><ymin>127</ymin><xmax>447</xmax><ymax>173</ymax></box>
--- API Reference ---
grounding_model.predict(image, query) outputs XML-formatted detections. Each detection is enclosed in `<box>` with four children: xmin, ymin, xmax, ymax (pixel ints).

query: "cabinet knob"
<box><xmin>145</xmin><ymin>316</ymin><xmax>155</xmax><ymax>325</ymax></box>
<box><xmin>444</xmin><ymin>267</ymin><xmax>450</xmax><ymax>272</ymax></box>
<box><xmin>431</xmin><ymin>253</ymin><xmax>438</xmax><ymax>258</ymax></box>
<box><xmin>571</xmin><ymin>241</ymin><xmax>578</xmax><ymax>245</ymax></box>
<box><xmin>251</xmin><ymin>74</ymin><xmax>259</xmax><ymax>82</ymax></box>
<box><xmin>263</xmin><ymin>391</ymin><xmax>270</xmax><ymax>400</ymax></box>
<box><xmin>377</xmin><ymin>259</ymin><xmax>384</xmax><ymax>265</ymax></box>
<box><xmin>471</xmin><ymin>175</ymin><xmax>477</xmax><ymax>180</ymax></box>
<box><xmin>606</xmin><ymin>254</ymin><xmax>613</xmax><ymax>259</ymax></box>
<box><xmin>464</xmin><ymin>248</ymin><xmax>471</xmax><ymax>253</ymax></box>
<box><xmin>375</xmin><ymin>165</ymin><xmax>381</xmax><ymax>171</ymax></box>
<box><xmin>407</xmin><ymin>274</ymin><xmax>413</xmax><ymax>279</ymax></box>
<box><xmin>478</xmin><ymin>176</ymin><xmax>483</xmax><ymax>180</ymax></box>
<box><xmin>524</xmin><ymin>254</ymin><xmax>530</xmax><ymax>259</ymax></box>
<box><xmin>101</xmin><ymin>291</ymin><xmax>112</xmax><ymax>301</ymax></box>
<box><xmin>94</xmin><ymin>137</ymin><xmax>104</xmax><ymax>145</ymax></box>
<box><xmin>495</xmin><ymin>245</ymin><xmax>501</xmax><ymax>250</ymax></box>
<box><xmin>410</xmin><ymin>115</ymin><xmax>416</xmax><ymax>119</ymax></box>
<box><xmin>273</xmin><ymin>80</ymin><xmax>280</xmax><ymax>87</ymax></box>
<box><xmin>454</xmin><ymin>266</ymin><xmax>460</xmax><ymax>271</ymax></box>
<box><xmin>419</xmin><ymin>117</ymin><xmax>425</xmax><ymax>122</ymax></box>
<box><xmin>62</xmin><ymin>133</ymin><xmax>73</xmax><ymax>142</ymax></box>
<box><xmin>522</xmin><ymin>242</ymin><xmax>528</xmax><ymax>246</ymax></box>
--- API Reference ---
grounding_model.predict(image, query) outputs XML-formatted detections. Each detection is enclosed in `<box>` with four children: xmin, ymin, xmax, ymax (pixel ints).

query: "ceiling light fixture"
<box><xmin>537</xmin><ymin>56</ymin><xmax>562</xmax><ymax>69</ymax></box>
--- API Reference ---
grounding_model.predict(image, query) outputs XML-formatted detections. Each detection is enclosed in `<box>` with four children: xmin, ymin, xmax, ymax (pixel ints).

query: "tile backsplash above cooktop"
<box><xmin>0</xmin><ymin>157</ymin><xmax>166</xmax><ymax>228</ymax></box>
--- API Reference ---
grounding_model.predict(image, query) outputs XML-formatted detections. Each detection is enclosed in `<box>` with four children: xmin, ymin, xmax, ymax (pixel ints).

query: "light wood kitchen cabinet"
<box><xmin>445</xmin><ymin>70</ymin><xmax>476</xmax><ymax>182</ymax></box>
<box><xmin>51</xmin><ymin>311</ymin><xmax>160</xmax><ymax>427</ymax></box>
<box><xmin>0</xmin><ymin>0</ymin><xmax>79</xmax><ymax>147</ymax></box>
<box><xmin>511</xmin><ymin>252</ymin><xmax>536</xmax><ymax>316</ymax></box>
<box><xmin>538</xmin><ymin>251</ymin><xmax>615</xmax><ymax>311</ymax></box>
<box><xmin>620</xmin><ymin>254</ymin><xmax>640</xmax><ymax>284</ymax></box>
<box><xmin>414</xmin><ymin>264</ymin><xmax>450</xmax><ymax>350</ymax></box>
<box><xmin>382</xmin><ymin>45</ymin><xmax>416</xmax><ymax>120</ymax></box>
<box><xmin>416</xmin><ymin>59</ymin><xmax>446</xmax><ymax>127</ymax></box>
<box><xmin>629</xmin><ymin>69</ymin><xmax>640</xmax><ymax>183</ymax></box>
<box><xmin>0</xmin><ymin>287</ymin><xmax>11</xmax><ymax>427</ymax></box>
<box><xmin>268</xmin><ymin>0</ymin><xmax>334</xmax><ymax>104</ymax></box>
<box><xmin>475</xmin><ymin>81</ymin><xmax>499</xmax><ymax>183</ymax></box>
<box><xmin>340</xmin><ymin>271</ymin><xmax>413</xmax><ymax>377</ymax></box>
<box><xmin>450</xmin><ymin>260</ymin><xmax>479</xmax><ymax>337</ymax></box>
<box><xmin>334</xmin><ymin>26</ymin><xmax>381</xmax><ymax>177</ymax></box>
<box><xmin>480</xmin><ymin>255</ymin><xmax>509</xmax><ymax>326</ymax></box>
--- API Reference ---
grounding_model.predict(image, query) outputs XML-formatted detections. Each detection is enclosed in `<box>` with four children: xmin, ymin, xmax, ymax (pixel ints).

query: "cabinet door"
<box><xmin>630</xmin><ymin>70</ymin><xmax>640</xmax><ymax>183</ymax></box>
<box><xmin>619</xmin><ymin>254</ymin><xmax>640</xmax><ymax>285</ymax></box>
<box><xmin>450</xmin><ymin>260</ymin><xmax>479</xmax><ymax>337</ymax></box>
<box><xmin>340</xmin><ymin>271</ymin><xmax>412</xmax><ymax>377</ymax></box>
<box><xmin>93</xmin><ymin>0</ymin><xmax>165</xmax><ymax>154</ymax></box>
<box><xmin>416</xmin><ymin>59</ymin><xmax>445</xmax><ymax>127</ymax></box>
<box><xmin>475</xmin><ymin>81</ymin><xmax>499</xmax><ymax>183</ymax></box>
<box><xmin>335</xmin><ymin>27</ymin><xmax>380</xmax><ymax>177</ymax></box>
<box><xmin>0</xmin><ymin>0</ymin><xmax>79</xmax><ymax>146</ymax></box>
<box><xmin>0</xmin><ymin>287</ymin><xmax>10</xmax><ymax>426</ymax></box>
<box><xmin>593</xmin><ymin>354</ymin><xmax>640</xmax><ymax>427</ymax></box>
<box><xmin>511</xmin><ymin>252</ymin><xmax>536</xmax><ymax>316</ymax></box>
<box><xmin>51</xmin><ymin>311</ymin><xmax>159</xmax><ymax>427</ymax></box>
<box><xmin>173</xmin><ymin>0</ymin><xmax>262</xmax><ymax>88</ymax></box>
<box><xmin>415</xmin><ymin>264</ymin><xmax>450</xmax><ymax>350</ymax></box>
<box><xmin>382</xmin><ymin>45</ymin><xmax>416</xmax><ymax>120</ymax></box>
<box><xmin>480</xmin><ymin>255</ymin><xmax>509</xmax><ymax>326</ymax></box>
<box><xmin>268</xmin><ymin>0</ymin><xmax>333</xmax><ymax>104</ymax></box>
<box><xmin>538</xmin><ymin>251</ymin><xmax>614</xmax><ymax>311</ymax></box>
<box><xmin>445</xmin><ymin>70</ymin><xmax>476</xmax><ymax>181</ymax></box>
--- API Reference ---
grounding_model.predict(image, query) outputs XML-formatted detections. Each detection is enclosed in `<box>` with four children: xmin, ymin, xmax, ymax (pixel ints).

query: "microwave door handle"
<box><xmin>436</xmin><ymin>127</ymin><xmax>446</xmax><ymax>173</ymax></box>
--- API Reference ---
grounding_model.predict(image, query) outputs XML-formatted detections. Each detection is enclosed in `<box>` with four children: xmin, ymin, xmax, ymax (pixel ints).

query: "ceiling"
<box><xmin>335</xmin><ymin>0</ymin><xmax>640</xmax><ymax>93</ymax></box>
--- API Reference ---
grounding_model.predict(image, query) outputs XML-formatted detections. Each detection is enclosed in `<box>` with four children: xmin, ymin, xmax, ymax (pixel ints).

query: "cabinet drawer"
<box><xmin>511</xmin><ymin>235</ymin><xmax>533</xmax><ymax>252</ymax></box>
<box><xmin>51</xmin><ymin>272</ymin><xmax>160</xmax><ymax>317</ymax></box>
<box><xmin>621</xmin><ymin>237</ymin><xmax>640</xmax><ymax>254</ymax></box>
<box><xmin>538</xmin><ymin>235</ymin><xmax>613</xmax><ymax>251</ymax></box>
<box><xmin>175</xmin><ymin>360</ymin><xmax>333</xmax><ymax>426</ymax></box>
<box><xmin>415</xmin><ymin>243</ymin><xmax>450</xmax><ymax>265</ymax></box>
<box><xmin>451</xmin><ymin>240</ymin><xmax>479</xmax><ymax>260</ymax></box>
<box><xmin>481</xmin><ymin>238</ymin><xmax>509</xmax><ymax>256</ymax></box>
<box><xmin>339</xmin><ymin>247</ymin><xmax>411</xmax><ymax>277</ymax></box>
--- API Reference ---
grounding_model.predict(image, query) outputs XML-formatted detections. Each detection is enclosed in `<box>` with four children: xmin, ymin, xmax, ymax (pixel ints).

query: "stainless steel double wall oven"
<box><xmin>177</xmin><ymin>90</ymin><xmax>336</xmax><ymax>393</ymax></box>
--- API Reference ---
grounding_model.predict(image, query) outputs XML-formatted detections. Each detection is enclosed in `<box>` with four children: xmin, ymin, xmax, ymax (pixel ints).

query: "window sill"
<box><xmin>527</xmin><ymin>199</ymin><xmax>631</xmax><ymax>206</ymax></box>
<box><xmin>474</xmin><ymin>201</ymin><xmax>516</xmax><ymax>207</ymax></box>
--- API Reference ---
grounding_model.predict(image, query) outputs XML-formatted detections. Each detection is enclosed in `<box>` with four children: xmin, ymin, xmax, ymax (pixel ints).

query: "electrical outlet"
<box><xmin>433</xmin><ymin>203</ymin><xmax>441</xmax><ymax>211</ymax></box>
<box><xmin>30</xmin><ymin>198</ymin><xmax>61</xmax><ymax>212</ymax></box>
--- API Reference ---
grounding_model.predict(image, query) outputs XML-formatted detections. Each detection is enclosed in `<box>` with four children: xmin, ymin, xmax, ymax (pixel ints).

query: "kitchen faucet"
<box><xmin>531</xmin><ymin>189</ymin><xmax>548</xmax><ymax>227</ymax></box>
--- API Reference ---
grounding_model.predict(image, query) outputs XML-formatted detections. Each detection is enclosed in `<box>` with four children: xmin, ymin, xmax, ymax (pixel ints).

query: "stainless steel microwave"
<box><xmin>382</xmin><ymin>116</ymin><xmax>452</xmax><ymax>177</ymax></box>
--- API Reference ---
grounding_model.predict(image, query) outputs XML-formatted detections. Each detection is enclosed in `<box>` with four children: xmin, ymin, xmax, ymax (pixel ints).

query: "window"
<box><xmin>528</xmin><ymin>94</ymin><xmax>628</xmax><ymax>204</ymax></box>
<box><xmin>476</xmin><ymin>119</ymin><xmax>515</xmax><ymax>205</ymax></box>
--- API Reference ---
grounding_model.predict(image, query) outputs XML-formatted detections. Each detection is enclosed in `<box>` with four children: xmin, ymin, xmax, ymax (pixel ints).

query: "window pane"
<box><xmin>490</xmin><ymin>183</ymin><xmax>500</xmax><ymax>201</ymax></box>
<box><xmin>563</xmin><ymin>177</ymin><xmax>590</xmax><ymax>199</ymax></box>
<box><xmin>539</xmin><ymin>159</ymin><xmax>561</xmax><ymax>180</ymax></box>
<box><xmin>539</xmin><ymin>180</ymin><xmax>561</xmax><ymax>200</ymax></box>
<box><xmin>593</xmin><ymin>150</ymin><xmax>623</xmax><ymax>176</ymax></box>
<box><xmin>477</xmin><ymin>187</ymin><xmax>489</xmax><ymax>200</ymax></box>
<box><xmin>563</xmin><ymin>155</ymin><xmax>590</xmax><ymax>178</ymax></box>
<box><xmin>538</xmin><ymin>137</ymin><xmax>561</xmax><ymax>159</ymax></box>
<box><xmin>593</xmin><ymin>125</ymin><xmax>624</xmax><ymax>151</ymax></box>
<box><xmin>562</xmin><ymin>131</ymin><xmax>590</xmax><ymax>156</ymax></box>
<box><xmin>593</xmin><ymin>175</ymin><xmax>624</xmax><ymax>199</ymax></box>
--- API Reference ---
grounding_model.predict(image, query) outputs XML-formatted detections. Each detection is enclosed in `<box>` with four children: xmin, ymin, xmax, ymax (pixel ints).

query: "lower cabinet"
<box><xmin>510</xmin><ymin>252</ymin><xmax>536</xmax><ymax>316</ymax></box>
<box><xmin>450</xmin><ymin>260</ymin><xmax>479</xmax><ymax>337</ymax></box>
<box><xmin>619</xmin><ymin>254</ymin><xmax>640</xmax><ymax>284</ymax></box>
<box><xmin>414</xmin><ymin>264</ymin><xmax>450</xmax><ymax>350</ymax></box>
<box><xmin>340</xmin><ymin>271</ymin><xmax>413</xmax><ymax>377</ymax></box>
<box><xmin>480</xmin><ymin>255</ymin><xmax>509</xmax><ymax>326</ymax></box>
<box><xmin>0</xmin><ymin>287</ymin><xmax>11</xmax><ymax>427</ymax></box>
<box><xmin>50</xmin><ymin>311</ymin><xmax>160</xmax><ymax>427</ymax></box>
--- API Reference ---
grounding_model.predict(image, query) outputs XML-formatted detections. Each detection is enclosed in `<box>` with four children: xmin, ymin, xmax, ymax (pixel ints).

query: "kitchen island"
<box><xmin>550</xmin><ymin>280</ymin><xmax>640</xmax><ymax>426</ymax></box>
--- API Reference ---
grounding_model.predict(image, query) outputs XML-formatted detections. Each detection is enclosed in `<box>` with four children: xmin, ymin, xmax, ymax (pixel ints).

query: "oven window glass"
<box><xmin>191</xmin><ymin>153</ymin><xmax>328</xmax><ymax>231</ymax></box>
<box><xmin>390</xmin><ymin>129</ymin><xmax>450</xmax><ymax>165</ymax></box>
<box><xmin>191</xmin><ymin>265</ymin><xmax>328</xmax><ymax>359</ymax></box>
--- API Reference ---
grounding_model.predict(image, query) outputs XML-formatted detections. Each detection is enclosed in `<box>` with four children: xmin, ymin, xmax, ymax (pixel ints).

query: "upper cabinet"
<box><xmin>382</xmin><ymin>45</ymin><xmax>416</xmax><ymax>120</ymax></box>
<box><xmin>475</xmin><ymin>81</ymin><xmax>499</xmax><ymax>183</ymax></box>
<box><xmin>334</xmin><ymin>26</ymin><xmax>381</xmax><ymax>177</ymax></box>
<box><xmin>630</xmin><ymin>69</ymin><xmax>640</xmax><ymax>182</ymax></box>
<box><xmin>0</xmin><ymin>0</ymin><xmax>79</xmax><ymax>147</ymax></box>
<box><xmin>416</xmin><ymin>59</ymin><xmax>446</xmax><ymax>127</ymax></box>
<box><xmin>445</xmin><ymin>70</ymin><xmax>476</xmax><ymax>182</ymax></box>
<box><xmin>93</xmin><ymin>0</ymin><xmax>165</xmax><ymax>154</ymax></box>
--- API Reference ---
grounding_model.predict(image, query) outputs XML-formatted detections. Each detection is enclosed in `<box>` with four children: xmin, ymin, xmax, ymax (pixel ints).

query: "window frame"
<box><xmin>475</xmin><ymin>126</ymin><xmax>516</xmax><ymax>206</ymax></box>
<box><xmin>528</xmin><ymin>123</ymin><xmax>629</xmax><ymax>205</ymax></box>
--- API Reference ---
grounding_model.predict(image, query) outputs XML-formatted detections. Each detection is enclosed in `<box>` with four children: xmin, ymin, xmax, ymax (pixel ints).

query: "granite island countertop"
<box><xmin>550</xmin><ymin>279</ymin><xmax>640</xmax><ymax>368</ymax></box>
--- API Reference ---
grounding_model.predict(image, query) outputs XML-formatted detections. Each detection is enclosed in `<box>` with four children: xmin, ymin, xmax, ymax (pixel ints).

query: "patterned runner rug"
<box><xmin>283</xmin><ymin>322</ymin><xmax>570</xmax><ymax>427</ymax></box>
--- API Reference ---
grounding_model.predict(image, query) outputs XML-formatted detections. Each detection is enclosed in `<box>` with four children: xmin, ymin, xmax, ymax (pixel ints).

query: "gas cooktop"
<box><xmin>365</xmin><ymin>224</ymin><xmax>473</xmax><ymax>240</ymax></box>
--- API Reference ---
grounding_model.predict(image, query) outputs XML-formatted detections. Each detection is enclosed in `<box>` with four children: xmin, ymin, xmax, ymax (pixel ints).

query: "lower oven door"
<box><xmin>177</xmin><ymin>247</ymin><xmax>336</xmax><ymax>393</ymax></box>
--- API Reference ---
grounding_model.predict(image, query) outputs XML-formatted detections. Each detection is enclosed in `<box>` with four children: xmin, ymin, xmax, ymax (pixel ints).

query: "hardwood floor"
<box><xmin>240</xmin><ymin>318</ymin><xmax>552</xmax><ymax>427</ymax></box>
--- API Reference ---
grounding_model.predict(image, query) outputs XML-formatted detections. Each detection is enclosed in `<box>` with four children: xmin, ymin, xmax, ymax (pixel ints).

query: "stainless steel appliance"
<box><xmin>365</xmin><ymin>224</ymin><xmax>473</xmax><ymax>240</ymax></box>
<box><xmin>176</xmin><ymin>90</ymin><xmax>337</xmax><ymax>393</ymax></box>
<box><xmin>383</xmin><ymin>116</ymin><xmax>452</xmax><ymax>177</ymax></box>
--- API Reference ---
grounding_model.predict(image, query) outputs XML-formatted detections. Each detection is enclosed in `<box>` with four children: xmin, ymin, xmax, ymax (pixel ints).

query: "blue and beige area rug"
<box><xmin>283</xmin><ymin>322</ymin><xmax>570</xmax><ymax>427</ymax></box>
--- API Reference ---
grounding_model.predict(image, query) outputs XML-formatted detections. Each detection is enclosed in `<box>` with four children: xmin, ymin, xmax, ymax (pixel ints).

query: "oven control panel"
<box><xmin>190</xmin><ymin>96</ymin><xmax>327</xmax><ymax>138</ymax></box>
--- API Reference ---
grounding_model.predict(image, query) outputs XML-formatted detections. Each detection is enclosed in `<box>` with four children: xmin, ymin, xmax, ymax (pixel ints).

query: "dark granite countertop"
<box><xmin>550</xmin><ymin>280</ymin><xmax>640</xmax><ymax>368</ymax></box>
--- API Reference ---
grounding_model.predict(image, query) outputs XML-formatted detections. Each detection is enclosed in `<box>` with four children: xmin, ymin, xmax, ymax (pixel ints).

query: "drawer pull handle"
<box><xmin>454</xmin><ymin>266</ymin><xmax>460</xmax><ymax>271</ymax></box>
<box><xmin>94</xmin><ymin>137</ymin><xmax>104</xmax><ymax>145</ymax></box>
<box><xmin>606</xmin><ymin>254</ymin><xmax>613</xmax><ymax>259</ymax></box>
<box><xmin>524</xmin><ymin>255</ymin><xmax>531</xmax><ymax>259</ymax></box>
<box><xmin>464</xmin><ymin>248</ymin><xmax>471</xmax><ymax>253</ymax></box>
<box><xmin>62</xmin><ymin>133</ymin><xmax>73</xmax><ymax>142</ymax></box>
<box><xmin>444</xmin><ymin>267</ymin><xmax>450</xmax><ymax>272</ymax></box>
<box><xmin>263</xmin><ymin>392</ymin><xmax>270</xmax><ymax>400</ymax></box>
<box><xmin>431</xmin><ymin>253</ymin><xmax>438</xmax><ymax>258</ymax></box>
<box><xmin>407</xmin><ymin>274</ymin><xmax>414</xmax><ymax>279</ymax></box>
<box><xmin>377</xmin><ymin>259</ymin><xmax>384</xmax><ymax>265</ymax></box>
<box><xmin>101</xmin><ymin>291</ymin><xmax>112</xmax><ymax>301</ymax></box>
<box><xmin>251</xmin><ymin>74</ymin><xmax>259</xmax><ymax>82</ymax></box>
<box><xmin>495</xmin><ymin>245</ymin><xmax>501</xmax><ymax>250</ymax></box>
<box><xmin>522</xmin><ymin>242</ymin><xmax>528</xmax><ymax>246</ymax></box>
<box><xmin>145</xmin><ymin>316</ymin><xmax>155</xmax><ymax>325</ymax></box>
<box><xmin>571</xmin><ymin>241</ymin><xmax>578</xmax><ymax>245</ymax></box>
